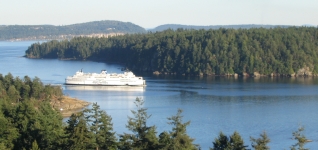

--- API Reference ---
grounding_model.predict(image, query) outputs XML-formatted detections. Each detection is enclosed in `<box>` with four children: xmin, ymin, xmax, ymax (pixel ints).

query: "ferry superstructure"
<box><xmin>65</xmin><ymin>85</ymin><xmax>145</xmax><ymax>92</ymax></box>
<box><xmin>65</xmin><ymin>69</ymin><xmax>146</xmax><ymax>86</ymax></box>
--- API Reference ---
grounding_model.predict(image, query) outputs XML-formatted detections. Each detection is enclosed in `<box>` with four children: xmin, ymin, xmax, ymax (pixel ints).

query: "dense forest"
<box><xmin>25</xmin><ymin>27</ymin><xmax>318</xmax><ymax>77</ymax></box>
<box><xmin>0</xmin><ymin>73</ymin><xmax>311</xmax><ymax>149</ymax></box>
<box><xmin>0</xmin><ymin>20</ymin><xmax>146</xmax><ymax>41</ymax></box>
<box><xmin>148</xmin><ymin>24</ymin><xmax>293</xmax><ymax>32</ymax></box>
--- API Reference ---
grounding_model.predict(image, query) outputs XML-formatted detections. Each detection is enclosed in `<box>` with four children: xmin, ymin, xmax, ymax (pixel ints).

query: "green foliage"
<box><xmin>0</xmin><ymin>111</ymin><xmax>19</xmax><ymax>149</ymax></box>
<box><xmin>158</xmin><ymin>131</ymin><xmax>172</xmax><ymax>149</ymax></box>
<box><xmin>25</xmin><ymin>27</ymin><xmax>318</xmax><ymax>76</ymax></box>
<box><xmin>62</xmin><ymin>102</ymin><xmax>118</xmax><ymax>149</ymax></box>
<box><xmin>149</xmin><ymin>24</ymin><xmax>291</xmax><ymax>32</ymax></box>
<box><xmin>0</xmin><ymin>99</ymin><xmax>64</xmax><ymax>150</ymax></box>
<box><xmin>36</xmin><ymin>101</ymin><xmax>65</xmax><ymax>149</ymax></box>
<box><xmin>119</xmin><ymin>97</ymin><xmax>159</xmax><ymax>149</ymax></box>
<box><xmin>7</xmin><ymin>85</ymin><xmax>20</xmax><ymax>102</ymax></box>
<box><xmin>12</xmin><ymin>101</ymin><xmax>41</xmax><ymax>150</ymax></box>
<box><xmin>211</xmin><ymin>131</ymin><xmax>246</xmax><ymax>150</ymax></box>
<box><xmin>0</xmin><ymin>73</ymin><xmax>63</xmax><ymax>102</ymax></box>
<box><xmin>290</xmin><ymin>126</ymin><xmax>309</xmax><ymax>150</ymax></box>
<box><xmin>230</xmin><ymin>132</ymin><xmax>246</xmax><ymax>150</ymax></box>
<box><xmin>118</xmin><ymin>99</ymin><xmax>198</xmax><ymax>150</ymax></box>
<box><xmin>31</xmin><ymin>140</ymin><xmax>40</xmax><ymax>150</ymax></box>
<box><xmin>166</xmin><ymin>109</ymin><xmax>198</xmax><ymax>150</ymax></box>
<box><xmin>118</xmin><ymin>134</ymin><xmax>134</xmax><ymax>150</ymax></box>
<box><xmin>250</xmin><ymin>131</ymin><xmax>270</xmax><ymax>150</ymax></box>
<box><xmin>211</xmin><ymin>132</ymin><xmax>231</xmax><ymax>150</ymax></box>
<box><xmin>65</xmin><ymin>112</ymin><xmax>93</xmax><ymax>150</ymax></box>
<box><xmin>86</xmin><ymin>103</ymin><xmax>117</xmax><ymax>150</ymax></box>
<box><xmin>0</xmin><ymin>74</ymin><xmax>66</xmax><ymax>150</ymax></box>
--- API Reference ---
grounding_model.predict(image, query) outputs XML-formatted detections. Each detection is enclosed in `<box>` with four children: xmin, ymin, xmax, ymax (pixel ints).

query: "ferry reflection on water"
<box><xmin>64</xmin><ymin>85</ymin><xmax>146</xmax><ymax>92</ymax></box>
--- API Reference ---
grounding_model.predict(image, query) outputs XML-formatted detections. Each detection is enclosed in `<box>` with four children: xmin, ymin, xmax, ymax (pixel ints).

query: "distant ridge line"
<box><xmin>0</xmin><ymin>20</ymin><xmax>146</xmax><ymax>41</ymax></box>
<box><xmin>148</xmin><ymin>24</ymin><xmax>296</xmax><ymax>32</ymax></box>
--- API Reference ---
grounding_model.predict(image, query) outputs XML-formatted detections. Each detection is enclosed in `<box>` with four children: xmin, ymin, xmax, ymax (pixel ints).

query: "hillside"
<box><xmin>0</xmin><ymin>20</ymin><xmax>146</xmax><ymax>41</ymax></box>
<box><xmin>25</xmin><ymin>27</ymin><xmax>318</xmax><ymax>77</ymax></box>
<box><xmin>148</xmin><ymin>24</ymin><xmax>292</xmax><ymax>32</ymax></box>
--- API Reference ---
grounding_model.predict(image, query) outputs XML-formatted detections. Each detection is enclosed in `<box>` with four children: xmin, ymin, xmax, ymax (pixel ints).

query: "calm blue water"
<box><xmin>1</xmin><ymin>41</ymin><xmax>318</xmax><ymax>149</ymax></box>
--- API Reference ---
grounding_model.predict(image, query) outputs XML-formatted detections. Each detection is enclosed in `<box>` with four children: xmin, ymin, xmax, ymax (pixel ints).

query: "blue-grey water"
<box><xmin>1</xmin><ymin>41</ymin><xmax>318</xmax><ymax>149</ymax></box>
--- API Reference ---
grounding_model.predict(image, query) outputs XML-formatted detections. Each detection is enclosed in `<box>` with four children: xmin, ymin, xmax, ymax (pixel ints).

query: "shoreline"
<box><xmin>50</xmin><ymin>95</ymin><xmax>91</xmax><ymax>117</ymax></box>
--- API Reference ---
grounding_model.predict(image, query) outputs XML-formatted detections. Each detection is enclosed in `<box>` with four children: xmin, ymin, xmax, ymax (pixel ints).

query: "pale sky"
<box><xmin>1</xmin><ymin>0</ymin><xmax>317</xmax><ymax>28</ymax></box>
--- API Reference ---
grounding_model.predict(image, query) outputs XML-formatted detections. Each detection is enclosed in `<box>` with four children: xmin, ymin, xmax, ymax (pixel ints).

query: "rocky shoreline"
<box><xmin>50</xmin><ymin>96</ymin><xmax>91</xmax><ymax>117</ymax></box>
<box><xmin>152</xmin><ymin>66</ymin><xmax>318</xmax><ymax>77</ymax></box>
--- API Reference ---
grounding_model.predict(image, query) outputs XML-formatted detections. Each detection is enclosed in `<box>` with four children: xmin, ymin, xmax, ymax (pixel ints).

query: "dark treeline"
<box><xmin>0</xmin><ymin>73</ymin><xmax>64</xmax><ymax>149</ymax></box>
<box><xmin>148</xmin><ymin>24</ymin><xmax>293</xmax><ymax>32</ymax></box>
<box><xmin>0</xmin><ymin>20</ymin><xmax>146</xmax><ymax>40</ymax></box>
<box><xmin>25</xmin><ymin>27</ymin><xmax>318</xmax><ymax>76</ymax></box>
<box><xmin>0</xmin><ymin>74</ymin><xmax>310</xmax><ymax>149</ymax></box>
<box><xmin>0</xmin><ymin>73</ymin><xmax>63</xmax><ymax>102</ymax></box>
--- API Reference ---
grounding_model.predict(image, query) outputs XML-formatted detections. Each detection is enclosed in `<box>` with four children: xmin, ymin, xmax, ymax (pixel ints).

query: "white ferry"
<box><xmin>65</xmin><ymin>85</ymin><xmax>145</xmax><ymax>92</ymax></box>
<box><xmin>65</xmin><ymin>69</ymin><xmax>146</xmax><ymax>86</ymax></box>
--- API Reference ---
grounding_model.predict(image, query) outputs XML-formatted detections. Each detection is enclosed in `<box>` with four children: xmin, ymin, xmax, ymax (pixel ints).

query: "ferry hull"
<box><xmin>65</xmin><ymin>80</ymin><xmax>146</xmax><ymax>86</ymax></box>
<box><xmin>65</xmin><ymin>85</ymin><xmax>145</xmax><ymax>91</ymax></box>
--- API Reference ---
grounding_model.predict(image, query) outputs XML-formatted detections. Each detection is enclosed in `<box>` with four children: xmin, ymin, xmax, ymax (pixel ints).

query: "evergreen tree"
<box><xmin>229</xmin><ymin>131</ymin><xmax>246</xmax><ymax>150</ymax></box>
<box><xmin>211</xmin><ymin>132</ymin><xmax>231</xmax><ymax>150</ymax></box>
<box><xmin>36</xmin><ymin>101</ymin><xmax>65</xmax><ymax>150</ymax></box>
<box><xmin>158</xmin><ymin>131</ymin><xmax>172</xmax><ymax>149</ymax></box>
<box><xmin>118</xmin><ymin>134</ymin><xmax>134</xmax><ymax>150</ymax></box>
<box><xmin>290</xmin><ymin>126</ymin><xmax>309</xmax><ymax>150</ymax></box>
<box><xmin>119</xmin><ymin>97</ymin><xmax>159</xmax><ymax>149</ymax></box>
<box><xmin>211</xmin><ymin>131</ymin><xmax>246</xmax><ymax>150</ymax></box>
<box><xmin>167</xmin><ymin>109</ymin><xmax>198</xmax><ymax>150</ymax></box>
<box><xmin>250</xmin><ymin>131</ymin><xmax>270</xmax><ymax>150</ymax></box>
<box><xmin>7</xmin><ymin>85</ymin><xmax>20</xmax><ymax>103</ymax></box>
<box><xmin>0</xmin><ymin>74</ymin><xmax>91</xmax><ymax>149</ymax></box>
<box><xmin>31</xmin><ymin>140</ymin><xmax>40</xmax><ymax>150</ymax></box>
<box><xmin>13</xmin><ymin>101</ymin><xmax>41</xmax><ymax>150</ymax></box>
<box><xmin>25</xmin><ymin>27</ymin><xmax>318</xmax><ymax>76</ymax></box>
<box><xmin>0</xmin><ymin>110</ymin><xmax>19</xmax><ymax>149</ymax></box>
<box><xmin>65</xmin><ymin>112</ymin><xmax>93</xmax><ymax>150</ymax></box>
<box><xmin>86</xmin><ymin>103</ymin><xmax>117</xmax><ymax>150</ymax></box>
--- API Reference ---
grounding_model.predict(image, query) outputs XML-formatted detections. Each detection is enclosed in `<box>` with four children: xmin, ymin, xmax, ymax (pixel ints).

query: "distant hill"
<box><xmin>25</xmin><ymin>27</ymin><xmax>318</xmax><ymax>76</ymax></box>
<box><xmin>148</xmin><ymin>24</ymin><xmax>293</xmax><ymax>32</ymax></box>
<box><xmin>0</xmin><ymin>20</ymin><xmax>146</xmax><ymax>41</ymax></box>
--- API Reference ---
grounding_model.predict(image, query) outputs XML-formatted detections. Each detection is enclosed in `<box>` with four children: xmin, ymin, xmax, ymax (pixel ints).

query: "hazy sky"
<box><xmin>1</xmin><ymin>0</ymin><xmax>317</xmax><ymax>28</ymax></box>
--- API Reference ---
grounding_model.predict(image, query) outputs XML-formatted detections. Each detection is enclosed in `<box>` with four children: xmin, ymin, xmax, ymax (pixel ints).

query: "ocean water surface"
<box><xmin>1</xmin><ymin>41</ymin><xmax>318</xmax><ymax>149</ymax></box>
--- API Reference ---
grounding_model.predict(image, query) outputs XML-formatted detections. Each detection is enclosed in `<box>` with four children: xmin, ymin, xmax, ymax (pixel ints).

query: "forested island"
<box><xmin>25</xmin><ymin>27</ymin><xmax>318</xmax><ymax>77</ymax></box>
<box><xmin>0</xmin><ymin>20</ymin><xmax>146</xmax><ymax>41</ymax></box>
<box><xmin>0</xmin><ymin>73</ymin><xmax>310</xmax><ymax>150</ymax></box>
<box><xmin>148</xmin><ymin>24</ymin><xmax>292</xmax><ymax>32</ymax></box>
